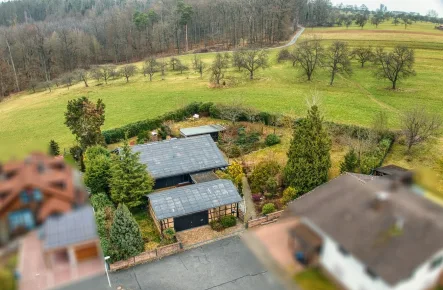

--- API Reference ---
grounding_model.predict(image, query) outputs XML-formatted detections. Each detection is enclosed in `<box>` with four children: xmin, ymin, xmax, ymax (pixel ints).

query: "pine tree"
<box><xmin>48</xmin><ymin>140</ymin><xmax>60</xmax><ymax>156</ymax></box>
<box><xmin>109</xmin><ymin>140</ymin><xmax>154</xmax><ymax>208</ymax></box>
<box><xmin>109</xmin><ymin>204</ymin><xmax>144</xmax><ymax>262</ymax></box>
<box><xmin>340</xmin><ymin>148</ymin><xmax>359</xmax><ymax>173</ymax></box>
<box><xmin>284</xmin><ymin>105</ymin><xmax>331</xmax><ymax>194</ymax></box>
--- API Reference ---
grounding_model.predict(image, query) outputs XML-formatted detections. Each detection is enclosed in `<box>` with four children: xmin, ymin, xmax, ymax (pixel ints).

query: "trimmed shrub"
<box><xmin>210</xmin><ymin>220</ymin><xmax>224</xmax><ymax>231</ymax></box>
<box><xmin>262</xmin><ymin>203</ymin><xmax>276</xmax><ymax>215</ymax></box>
<box><xmin>90</xmin><ymin>192</ymin><xmax>114</xmax><ymax>211</ymax></box>
<box><xmin>281</xmin><ymin>187</ymin><xmax>298</xmax><ymax>204</ymax></box>
<box><xmin>220</xmin><ymin>215</ymin><xmax>237</xmax><ymax>228</ymax></box>
<box><xmin>250</xmin><ymin>160</ymin><xmax>281</xmax><ymax>194</ymax></box>
<box><xmin>265</xmin><ymin>134</ymin><xmax>281</xmax><ymax>146</ymax></box>
<box><xmin>163</xmin><ymin>228</ymin><xmax>176</xmax><ymax>240</ymax></box>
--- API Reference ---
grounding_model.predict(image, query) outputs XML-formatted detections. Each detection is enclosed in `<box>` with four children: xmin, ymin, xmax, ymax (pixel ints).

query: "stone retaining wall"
<box><xmin>109</xmin><ymin>241</ymin><xmax>182</xmax><ymax>271</ymax></box>
<box><xmin>247</xmin><ymin>210</ymin><xmax>284</xmax><ymax>228</ymax></box>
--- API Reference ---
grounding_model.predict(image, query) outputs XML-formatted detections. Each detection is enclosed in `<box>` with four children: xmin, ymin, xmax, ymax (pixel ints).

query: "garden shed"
<box><xmin>131</xmin><ymin>135</ymin><xmax>228</xmax><ymax>189</ymax></box>
<box><xmin>180</xmin><ymin>124</ymin><xmax>225</xmax><ymax>141</ymax></box>
<box><xmin>147</xmin><ymin>179</ymin><xmax>242</xmax><ymax>232</ymax></box>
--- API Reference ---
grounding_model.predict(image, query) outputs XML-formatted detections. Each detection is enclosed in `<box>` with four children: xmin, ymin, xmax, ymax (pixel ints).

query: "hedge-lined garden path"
<box><xmin>242</xmin><ymin>176</ymin><xmax>258</xmax><ymax>221</ymax></box>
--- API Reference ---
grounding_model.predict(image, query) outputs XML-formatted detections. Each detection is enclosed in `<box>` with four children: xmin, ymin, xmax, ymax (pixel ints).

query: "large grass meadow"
<box><xmin>1</xmin><ymin>21</ymin><xmax>443</xmax><ymax>161</ymax></box>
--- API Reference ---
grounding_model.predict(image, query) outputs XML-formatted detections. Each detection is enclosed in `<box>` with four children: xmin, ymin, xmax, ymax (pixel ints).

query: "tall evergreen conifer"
<box><xmin>109</xmin><ymin>139</ymin><xmax>154</xmax><ymax>208</ymax></box>
<box><xmin>284</xmin><ymin>105</ymin><xmax>331</xmax><ymax>194</ymax></box>
<box><xmin>109</xmin><ymin>204</ymin><xmax>144</xmax><ymax>261</ymax></box>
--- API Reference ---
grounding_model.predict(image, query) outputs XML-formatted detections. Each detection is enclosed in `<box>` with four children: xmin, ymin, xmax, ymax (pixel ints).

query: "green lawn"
<box><xmin>294</xmin><ymin>268</ymin><xmax>339</xmax><ymax>290</ymax></box>
<box><xmin>131</xmin><ymin>207</ymin><xmax>162</xmax><ymax>250</ymax></box>
<box><xmin>1</xmin><ymin>21</ymin><xmax>443</xmax><ymax>161</ymax></box>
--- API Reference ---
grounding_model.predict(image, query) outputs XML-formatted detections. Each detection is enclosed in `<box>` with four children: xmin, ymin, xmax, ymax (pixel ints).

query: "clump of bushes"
<box><xmin>90</xmin><ymin>192</ymin><xmax>115</xmax><ymax>211</ymax></box>
<box><xmin>210</xmin><ymin>215</ymin><xmax>237</xmax><ymax>231</ymax></box>
<box><xmin>137</xmin><ymin>131</ymin><xmax>151</xmax><ymax>144</ymax></box>
<box><xmin>250</xmin><ymin>160</ymin><xmax>281</xmax><ymax>195</ymax></box>
<box><xmin>252</xmin><ymin>194</ymin><xmax>262</xmax><ymax>202</ymax></box>
<box><xmin>163</xmin><ymin>228</ymin><xmax>176</xmax><ymax>241</ymax></box>
<box><xmin>210</xmin><ymin>220</ymin><xmax>224</xmax><ymax>231</ymax></box>
<box><xmin>265</xmin><ymin>133</ymin><xmax>281</xmax><ymax>146</ymax></box>
<box><xmin>262</xmin><ymin>203</ymin><xmax>276</xmax><ymax>215</ymax></box>
<box><xmin>220</xmin><ymin>215</ymin><xmax>237</xmax><ymax>228</ymax></box>
<box><xmin>281</xmin><ymin>187</ymin><xmax>298</xmax><ymax>204</ymax></box>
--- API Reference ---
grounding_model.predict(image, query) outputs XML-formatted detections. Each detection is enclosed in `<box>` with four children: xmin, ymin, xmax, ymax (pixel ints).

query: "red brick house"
<box><xmin>0</xmin><ymin>153</ymin><xmax>87</xmax><ymax>244</ymax></box>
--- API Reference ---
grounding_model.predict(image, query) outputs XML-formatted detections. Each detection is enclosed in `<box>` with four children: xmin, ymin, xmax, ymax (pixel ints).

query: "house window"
<box><xmin>338</xmin><ymin>245</ymin><xmax>349</xmax><ymax>256</ymax></box>
<box><xmin>430</xmin><ymin>256</ymin><xmax>443</xmax><ymax>270</ymax></box>
<box><xmin>33</xmin><ymin>189</ymin><xmax>43</xmax><ymax>202</ymax></box>
<box><xmin>365</xmin><ymin>267</ymin><xmax>378</xmax><ymax>280</ymax></box>
<box><xmin>8</xmin><ymin>210</ymin><xmax>35</xmax><ymax>231</ymax></box>
<box><xmin>20</xmin><ymin>191</ymin><xmax>30</xmax><ymax>204</ymax></box>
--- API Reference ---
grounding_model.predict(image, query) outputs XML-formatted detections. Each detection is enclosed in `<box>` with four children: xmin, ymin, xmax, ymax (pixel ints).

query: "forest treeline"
<box><xmin>0</xmin><ymin>0</ymin><xmax>441</xmax><ymax>99</ymax></box>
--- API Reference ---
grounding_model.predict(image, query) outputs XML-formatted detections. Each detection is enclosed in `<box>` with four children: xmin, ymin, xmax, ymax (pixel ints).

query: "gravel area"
<box><xmin>176</xmin><ymin>222</ymin><xmax>244</xmax><ymax>247</ymax></box>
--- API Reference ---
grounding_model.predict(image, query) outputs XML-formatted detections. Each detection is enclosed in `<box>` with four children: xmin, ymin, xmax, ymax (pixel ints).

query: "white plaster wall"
<box><xmin>394</xmin><ymin>249</ymin><xmax>443</xmax><ymax>290</ymax></box>
<box><xmin>302</xmin><ymin>218</ymin><xmax>443</xmax><ymax>290</ymax></box>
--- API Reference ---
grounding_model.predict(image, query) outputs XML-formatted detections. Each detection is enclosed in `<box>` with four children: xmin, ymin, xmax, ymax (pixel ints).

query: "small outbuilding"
<box><xmin>148</xmin><ymin>179</ymin><xmax>242</xmax><ymax>232</ymax></box>
<box><xmin>180</xmin><ymin>124</ymin><xmax>225</xmax><ymax>141</ymax></box>
<box><xmin>131</xmin><ymin>135</ymin><xmax>228</xmax><ymax>189</ymax></box>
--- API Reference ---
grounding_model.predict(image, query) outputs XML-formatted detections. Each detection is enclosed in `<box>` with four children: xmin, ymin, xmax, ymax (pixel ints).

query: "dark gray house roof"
<box><xmin>131</xmin><ymin>135</ymin><xmax>228</xmax><ymax>180</ymax></box>
<box><xmin>148</xmin><ymin>179</ymin><xmax>242</xmax><ymax>220</ymax></box>
<box><xmin>286</xmin><ymin>174</ymin><xmax>443</xmax><ymax>285</ymax></box>
<box><xmin>180</xmin><ymin>124</ymin><xmax>225</xmax><ymax>137</ymax></box>
<box><xmin>44</xmin><ymin>206</ymin><xmax>98</xmax><ymax>250</ymax></box>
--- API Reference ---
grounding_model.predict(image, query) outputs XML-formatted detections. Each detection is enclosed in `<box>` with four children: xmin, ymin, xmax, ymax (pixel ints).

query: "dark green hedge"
<box><xmin>102</xmin><ymin>102</ymin><xmax>212</xmax><ymax>144</ymax></box>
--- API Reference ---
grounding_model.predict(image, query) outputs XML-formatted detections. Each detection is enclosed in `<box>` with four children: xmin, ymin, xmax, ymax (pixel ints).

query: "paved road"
<box><xmin>58</xmin><ymin>236</ymin><xmax>285</xmax><ymax>290</ymax></box>
<box><xmin>275</xmin><ymin>26</ymin><xmax>305</xmax><ymax>49</ymax></box>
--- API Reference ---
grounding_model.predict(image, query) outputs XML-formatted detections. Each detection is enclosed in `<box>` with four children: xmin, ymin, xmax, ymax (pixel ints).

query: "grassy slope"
<box><xmin>1</xmin><ymin>22</ymin><xmax>443</xmax><ymax>161</ymax></box>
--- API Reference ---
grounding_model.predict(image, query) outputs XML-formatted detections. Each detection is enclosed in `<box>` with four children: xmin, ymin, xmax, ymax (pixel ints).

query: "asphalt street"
<box><xmin>58</xmin><ymin>236</ymin><xmax>285</xmax><ymax>290</ymax></box>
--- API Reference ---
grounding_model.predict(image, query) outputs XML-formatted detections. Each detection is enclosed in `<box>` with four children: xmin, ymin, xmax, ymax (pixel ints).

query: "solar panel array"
<box><xmin>44</xmin><ymin>206</ymin><xmax>97</xmax><ymax>250</ymax></box>
<box><xmin>131</xmin><ymin>135</ymin><xmax>228</xmax><ymax>179</ymax></box>
<box><xmin>148</xmin><ymin>179</ymin><xmax>242</xmax><ymax>220</ymax></box>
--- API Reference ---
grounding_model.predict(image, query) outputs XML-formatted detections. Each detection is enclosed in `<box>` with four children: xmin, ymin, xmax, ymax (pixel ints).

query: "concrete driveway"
<box><xmin>58</xmin><ymin>236</ymin><xmax>285</xmax><ymax>290</ymax></box>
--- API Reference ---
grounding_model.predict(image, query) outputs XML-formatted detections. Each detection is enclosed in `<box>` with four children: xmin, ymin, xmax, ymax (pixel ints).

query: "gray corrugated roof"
<box><xmin>180</xmin><ymin>125</ymin><xmax>225</xmax><ymax>137</ymax></box>
<box><xmin>131</xmin><ymin>135</ymin><xmax>228</xmax><ymax>179</ymax></box>
<box><xmin>148</xmin><ymin>179</ymin><xmax>242</xmax><ymax>220</ymax></box>
<box><xmin>44</xmin><ymin>205</ymin><xmax>98</xmax><ymax>250</ymax></box>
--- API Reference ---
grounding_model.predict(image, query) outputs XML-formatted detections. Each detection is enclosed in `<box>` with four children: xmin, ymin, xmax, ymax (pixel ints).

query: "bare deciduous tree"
<box><xmin>75</xmin><ymin>69</ymin><xmax>89</xmax><ymax>87</ymax></box>
<box><xmin>292</xmin><ymin>37</ymin><xmax>323</xmax><ymax>81</ymax></box>
<box><xmin>324</xmin><ymin>41</ymin><xmax>352</xmax><ymax>85</ymax></box>
<box><xmin>402</xmin><ymin>107</ymin><xmax>442</xmax><ymax>153</ymax></box>
<box><xmin>374</xmin><ymin>45</ymin><xmax>415</xmax><ymax>90</ymax></box>
<box><xmin>192</xmin><ymin>55</ymin><xmax>206</xmax><ymax>78</ymax></box>
<box><xmin>351</xmin><ymin>46</ymin><xmax>374</xmax><ymax>68</ymax></box>
<box><xmin>210</xmin><ymin>53</ymin><xmax>230</xmax><ymax>85</ymax></box>
<box><xmin>102</xmin><ymin>65</ymin><xmax>117</xmax><ymax>84</ymax></box>
<box><xmin>232</xmin><ymin>48</ymin><xmax>269</xmax><ymax>80</ymax></box>
<box><xmin>120</xmin><ymin>64</ymin><xmax>137</xmax><ymax>83</ymax></box>
<box><xmin>61</xmin><ymin>73</ymin><xmax>75</xmax><ymax>89</ymax></box>
<box><xmin>90</xmin><ymin>67</ymin><xmax>104</xmax><ymax>83</ymax></box>
<box><xmin>143</xmin><ymin>57</ymin><xmax>159</xmax><ymax>81</ymax></box>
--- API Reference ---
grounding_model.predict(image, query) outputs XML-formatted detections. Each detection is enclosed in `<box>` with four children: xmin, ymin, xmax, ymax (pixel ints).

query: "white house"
<box><xmin>286</xmin><ymin>173</ymin><xmax>443</xmax><ymax>290</ymax></box>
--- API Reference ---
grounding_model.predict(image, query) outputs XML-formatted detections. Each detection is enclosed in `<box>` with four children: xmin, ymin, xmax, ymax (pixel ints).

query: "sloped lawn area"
<box><xmin>294</xmin><ymin>268</ymin><xmax>339</xmax><ymax>290</ymax></box>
